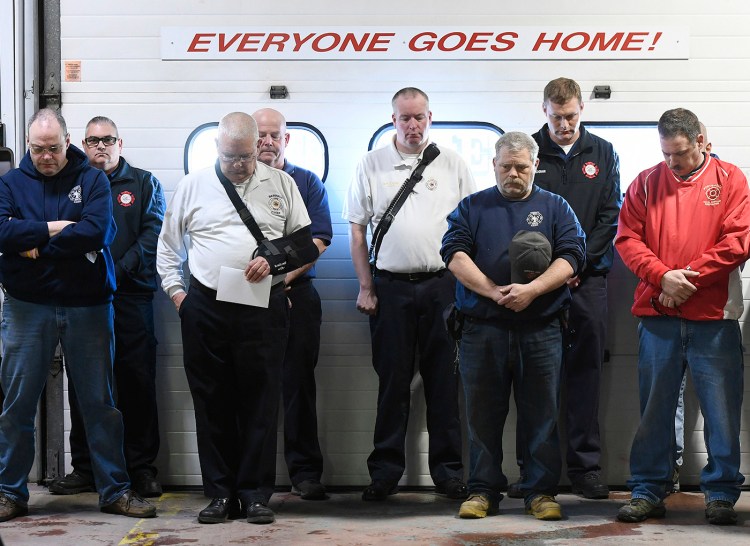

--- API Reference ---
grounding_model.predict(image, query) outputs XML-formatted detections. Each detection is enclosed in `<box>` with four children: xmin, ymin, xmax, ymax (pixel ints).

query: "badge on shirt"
<box><xmin>582</xmin><ymin>162</ymin><xmax>600</xmax><ymax>179</ymax></box>
<box><xmin>117</xmin><ymin>191</ymin><xmax>135</xmax><ymax>207</ymax></box>
<box><xmin>68</xmin><ymin>185</ymin><xmax>82</xmax><ymax>204</ymax></box>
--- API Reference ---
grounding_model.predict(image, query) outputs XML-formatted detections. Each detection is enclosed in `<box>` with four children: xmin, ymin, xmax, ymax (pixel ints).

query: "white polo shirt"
<box><xmin>343</xmin><ymin>139</ymin><xmax>476</xmax><ymax>273</ymax></box>
<box><xmin>157</xmin><ymin>161</ymin><xmax>311</xmax><ymax>295</ymax></box>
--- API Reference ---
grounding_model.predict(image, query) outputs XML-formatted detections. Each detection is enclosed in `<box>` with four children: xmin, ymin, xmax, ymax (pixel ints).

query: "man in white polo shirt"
<box><xmin>343</xmin><ymin>87</ymin><xmax>476</xmax><ymax>501</ymax></box>
<box><xmin>157</xmin><ymin>112</ymin><xmax>317</xmax><ymax>525</ymax></box>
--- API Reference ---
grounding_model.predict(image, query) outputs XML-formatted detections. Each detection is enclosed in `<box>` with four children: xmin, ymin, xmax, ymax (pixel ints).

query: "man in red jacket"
<box><xmin>615</xmin><ymin>108</ymin><xmax>749</xmax><ymax>526</ymax></box>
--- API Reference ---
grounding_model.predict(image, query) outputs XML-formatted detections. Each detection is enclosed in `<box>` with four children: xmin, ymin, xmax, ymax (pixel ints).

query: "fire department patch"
<box><xmin>425</xmin><ymin>178</ymin><xmax>438</xmax><ymax>191</ymax></box>
<box><xmin>117</xmin><ymin>191</ymin><xmax>135</xmax><ymax>207</ymax></box>
<box><xmin>582</xmin><ymin>162</ymin><xmax>599</xmax><ymax>179</ymax></box>
<box><xmin>68</xmin><ymin>185</ymin><xmax>82</xmax><ymax>204</ymax></box>
<box><xmin>526</xmin><ymin>211</ymin><xmax>543</xmax><ymax>227</ymax></box>
<box><xmin>704</xmin><ymin>184</ymin><xmax>721</xmax><ymax>206</ymax></box>
<box><xmin>268</xmin><ymin>194</ymin><xmax>285</xmax><ymax>217</ymax></box>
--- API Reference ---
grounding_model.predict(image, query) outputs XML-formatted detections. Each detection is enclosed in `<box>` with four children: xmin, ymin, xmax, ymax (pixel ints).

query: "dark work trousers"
<box><xmin>68</xmin><ymin>292</ymin><xmax>159</xmax><ymax>476</ymax></box>
<box><xmin>180</xmin><ymin>279</ymin><xmax>289</xmax><ymax>506</ymax></box>
<box><xmin>367</xmin><ymin>271</ymin><xmax>463</xmax><ymax>485</ymax></box>
<box><xmin>282</xmin><ymin>279</ymin><xmax>324</xmax><ymax>486</ymax></box>
<box><xmin>562</xmin><ymin>274</ymin><xmax>608</xmax><ymax>479</ymax></box>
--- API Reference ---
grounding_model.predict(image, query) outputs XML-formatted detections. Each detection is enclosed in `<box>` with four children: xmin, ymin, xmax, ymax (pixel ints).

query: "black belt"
<box><xmin>373</xmin><ymin>268</ymin><xmax>446</xmax><ymax>282</ymax></box>
<box><xmin>189</xmin><ymin>275</ymin><xmax>285</xmax><ymax>299</ymax></box>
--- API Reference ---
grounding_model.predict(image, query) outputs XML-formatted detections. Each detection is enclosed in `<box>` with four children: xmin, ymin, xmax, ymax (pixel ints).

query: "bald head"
<box><xmin>218</xmin><ymin>112</ymin><xmax>258</xmax><ymax>141</ymax></box>
<box><xmin>698</xmin><ymin>121</ymin><xmax>712</xmax><ymax>154</ymax></box>
<box><xmin>27</xmin><ymin>108</ymin><xmax>70</xmax><ymax>177</ymax></box>
<box><xmin>253</xmin><ymin>108</ymin><xmax>289</xmax><ymax>169</ymax></box>
<box><xmin>215</xmin><ymin>112</ymin><xmax>259</xmax><ymax>184</ymax></box>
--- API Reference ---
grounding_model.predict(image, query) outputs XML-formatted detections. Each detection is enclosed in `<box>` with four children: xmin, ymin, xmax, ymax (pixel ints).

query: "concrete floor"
<box><xmin>0</xmin><ymin>486</ymin><xmax>748</xmax><ymax>545</ymax></box>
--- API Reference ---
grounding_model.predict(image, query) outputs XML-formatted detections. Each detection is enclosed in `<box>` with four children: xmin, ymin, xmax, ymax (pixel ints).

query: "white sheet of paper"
<box><xmin>216</xmin><ymin>266</ymin><xmax>272</xmax><ymax>308</ymax></box>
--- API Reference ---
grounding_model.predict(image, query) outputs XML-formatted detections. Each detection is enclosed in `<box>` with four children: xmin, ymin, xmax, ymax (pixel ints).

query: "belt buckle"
<box><xmin>407</xmin><ymin>272</ymin><xmax>422</xmax><ymax>281</ymax></box>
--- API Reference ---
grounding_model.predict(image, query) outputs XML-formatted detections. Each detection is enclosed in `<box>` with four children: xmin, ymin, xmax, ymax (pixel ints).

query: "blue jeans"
<box><xmin>0</xmin><ymin>296</ymin><xmax>129</xmax><ymax>506</ymax></box>
<box><xmin>628</xmin><ymin>317</ymin><xmax>745</xmax><ymax>504</ymax></box>
<box><xmin>460</xmin><ymin>316</ymin><xmax>562</xmax><ymax>504</ymax></box>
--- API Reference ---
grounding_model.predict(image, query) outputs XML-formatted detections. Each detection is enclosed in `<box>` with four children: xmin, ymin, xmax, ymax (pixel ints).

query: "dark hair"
<box><xmin>86</xmin><ymin>116</ymin><xmax>119</xmax><ymax>137</ymax></box>
<box><xmin>391</xmin><ymin>87</ymin><xmax>430</xmax><ymax>110</ymax></box>
<box><xmin>543</xmin><ymin>77</ymin><xmax>582</xmax><ymax>105</ymax></box>
<box><xmin>658</xmin><ymin>108</ymin><xmax>700</xmax><ymax>144</ymax></box>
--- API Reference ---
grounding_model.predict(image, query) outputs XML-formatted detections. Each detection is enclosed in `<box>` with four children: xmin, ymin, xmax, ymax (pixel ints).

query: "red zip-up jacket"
<box><xmin>616</xmin><ymin>154</ymin><xmax>750</xmax><ymax>320</ymax></box>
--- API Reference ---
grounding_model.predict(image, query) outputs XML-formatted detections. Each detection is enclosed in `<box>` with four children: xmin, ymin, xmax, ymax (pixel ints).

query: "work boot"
<box><xmin>526</xmin><ymin>494</ymin><xmax>562</xmax><ymax>520</ymax></box>
<box><xmin>458</xmin><ymin>494</ymin><xmax>499</xmax><ymax>519</ymax></box>
<box><xmin>705</xmin><ymin>500</ymin><xmax>737</xmax><ymax>525</ymax></box>
<box><xmin>0</xmin><ymin>493</ymin><xmax>28</xmax><ymax>522</ymax></box>
<box><xmin>571</xmin><ymin>472</ymin><xmax>610</xmax><ymax>499</ymax></box>
<box><xmin>101</xmin><ymin>490</ymin><xmax>156</xmax><ymax>518</ymax></box>
<box><xmin>617</xmin><ymin>498</ymin><xmax>666</xmax><ymax>523</ymax></box>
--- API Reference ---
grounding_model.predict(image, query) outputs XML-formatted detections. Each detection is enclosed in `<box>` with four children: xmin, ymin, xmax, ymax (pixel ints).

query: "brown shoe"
<box><xmin>101</xmin><ymin>490</ymin><xmax>156</xmax><ymax>518</ymax></box>
<box><xmin>0</xmin><ymin>493</ymin><xmax>28</xmax><ymax>522</ymax></box>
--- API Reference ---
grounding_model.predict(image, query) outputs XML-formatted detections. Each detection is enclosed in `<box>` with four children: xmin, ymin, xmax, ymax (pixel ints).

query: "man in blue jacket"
<box><xmin>441</xmin><ymin>131</ymin><xmax>585</xmax><ymax>521</ymax></box>
<box><xmin>508</xmin><ymin>78</ymin><xmax>621</xmax><ymax>500</ymax></box>
<box><xmin>253</xmin><ymin>108</ymin><xmax>332</xmax><ymax>500</ymax></box>
<box><xmin>0</xmin><ymin>108</ymin><xmax>155</xmax><ymax>522</ymax></box>
<box><xmin>49</xmin><ymin>116</ymin><xmax>166</xmax><ymax>499</ymax></box>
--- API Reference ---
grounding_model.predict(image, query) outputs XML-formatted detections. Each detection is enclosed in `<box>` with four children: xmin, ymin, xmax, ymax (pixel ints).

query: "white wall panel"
<box><xmin>57</xmin><ymin>0</ymin><xmax>750</xmax><ymax>490</ymax></box>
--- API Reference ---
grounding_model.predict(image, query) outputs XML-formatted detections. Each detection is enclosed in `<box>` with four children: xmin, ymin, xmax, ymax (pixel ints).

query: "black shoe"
<box><xmin>247</xmin><ymin>502</ymin><xmax>275</xmax><ymax>524</ymax></box>
<box><xmin>198</xmin><ymin>497</ymin><xmax>238</xmax><ymax>524</ymax></box>
<box><xmin>48</xmin><ymin>470</ymin><xmax>95</xmax><ymax>495</ymax></box>
<box><xmin>362</xmin><ymin>480</ymin><xmax>398</xmax><ymax>501</ymax></box>
<box><xmin>571</xmin><ymin>472</ymin><xmax>610</xmax><ymax>499</ymax></box>
<box><xmin>435</xmin><ymin>477</ymin><xmax>468</xmax><ymax>499</ymax></box>
<box><xmin>507</xmin><ymin>478</ymin><xmax>524</xmax><ymax>499</ymax></box>
<box><xmin>705</xmin><ymin>500</ymin><xmax>737</xmax><ymax>525</ymax></box>
<box><xmin>291</xmin><ymin>479</ymin><xmax>327</xmax><ymax>500</ymax></box>
<box><xmin>0</xmin><ymin>493</ymin><xmax>28</xmax><ymax>522</ymax></box>
<box><xmin>101</xmin><ymin>490</ymin><xmax>156</xmax><ymax>518</ymax></box>
<box><xmin>132</xmin><ymin>469</ymin><xmax>163</xmax><ymax>498</ymax></box>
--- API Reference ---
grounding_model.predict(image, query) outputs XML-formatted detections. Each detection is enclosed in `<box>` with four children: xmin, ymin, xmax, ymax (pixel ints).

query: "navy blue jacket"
<box><xmin>0</xmin><ymin>145</ymin><xmax>116</xmax><ymax>306</ymax></box>
<box><xmin>441</xmin><ymin>185</ymin><xmax>585</xmax><ymax>321</ymax></box>
<box><xmin>109</xmin><ymin>157</ymin><xmax>165</xmax><ymax>294</ymax></box>
<box><xmin>532</xmin><ymin>124</ymin><xmax>621</xmax><ymax>275</ymax></box>
<box><xmin>283</xmin><ymin>160</ymin><xmax>332</xmax><ymax>281</ymax></box>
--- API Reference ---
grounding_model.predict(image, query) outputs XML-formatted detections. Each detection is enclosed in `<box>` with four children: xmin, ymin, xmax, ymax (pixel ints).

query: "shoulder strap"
<box><xmin>368</xmin><ymin>143</ymin><xmax>441</xmax><ymax>265</ymax></box>
<box><xmin>215</xmin><ymin>161</ymin><xmax>266</xmax><ymax>244</ymax></box>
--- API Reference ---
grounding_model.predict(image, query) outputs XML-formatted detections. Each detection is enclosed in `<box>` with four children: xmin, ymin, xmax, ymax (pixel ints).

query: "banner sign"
<box><xmin>161</xmin><ymin>26</ymin><xmax>688</xmax><ymax>61</ymax></box>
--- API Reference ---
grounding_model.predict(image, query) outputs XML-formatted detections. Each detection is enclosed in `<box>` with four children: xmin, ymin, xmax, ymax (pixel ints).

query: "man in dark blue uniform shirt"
<box><xmin>252</xmin><ymin>108</ymin><xmax>333</xmax><ymax>500</ymax></box>
<box><xmin>510</xmin><ymin>77</ymin><xmax>620</xmax><ymax>499</ymax></box>
<box><xmin>49</xmin><ymin>116</ymin><xmax>166</xmax><ymax>498</ymax></box>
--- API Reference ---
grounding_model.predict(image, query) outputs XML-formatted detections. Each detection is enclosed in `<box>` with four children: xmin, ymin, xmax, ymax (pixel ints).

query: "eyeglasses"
<box><xmin>84</xmin><ymin>136</ymin><xmax>118</xmax><ymax>148</ymax></box>
<box><xmin>218</xmin><ymin>153</ymin><xmax>256</xmax><ymax>165</ymax></box>
<box><xmin>29</xmin><ymin>144</ymin><xmax>65</xmax><ymax>155</ymax></box>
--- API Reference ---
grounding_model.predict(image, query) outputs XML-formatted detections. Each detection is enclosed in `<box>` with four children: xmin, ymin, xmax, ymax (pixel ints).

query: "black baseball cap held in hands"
<box><xmin>509</xmin><ymin>231</ymin><xmax>552</xmax><ymax>284</ymax></box>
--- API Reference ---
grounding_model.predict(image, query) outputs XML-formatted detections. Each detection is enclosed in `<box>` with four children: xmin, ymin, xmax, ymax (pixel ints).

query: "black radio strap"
<box><xmin>215</xmin><ymin>161</ymin><xmax>266</xmax><ymax>244</ymax></box>
<box><xmin>368</xmin><ymin>143</ymin><xmax>440</xmax><ymax>265</ymax></box>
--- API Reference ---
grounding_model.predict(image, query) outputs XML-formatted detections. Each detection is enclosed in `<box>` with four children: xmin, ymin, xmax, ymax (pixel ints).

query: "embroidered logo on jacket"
<box><xmin>268</xmin><ymin>194</ymin><xmax>285</xmax><ymax>217</ymax></box>
<box><xmin>582</xmin><ymin>162</ymin><xmax>600</xmax><ymax>179</ymax></box>
<box><xmin>527</xmin><ymin>211</ymin><xmax>544</xmax><ymax>227</ymax></box>
<box><xmin>425</xmin><ymin>178</ymin><xmax>438</xmax><ymax>191</ymax></box>
<box><xmin>68</xmin><ymin>185</ymin><xmax>82</xmax><ymax>204</ymax></box>
<box><xmin>117</xmin><ymin>191</ymin><xmax>135</xmax><ymax>207</ymax></box>
<box><xmin>704</xmin><ymin>184</ymin><xmax>721</xmax><ymax>206</ymax></box>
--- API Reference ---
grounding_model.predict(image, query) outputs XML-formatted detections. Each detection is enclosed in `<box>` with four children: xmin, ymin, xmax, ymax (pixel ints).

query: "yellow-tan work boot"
<box><xmin>526</xmin><ymin>494</ymin><xmax>562</xmax><ymax>520</ymax></box>
<box><xmin>458</xmin><ymin>494</ymin><xmax>499</xmax><ymax>519</ymax></box>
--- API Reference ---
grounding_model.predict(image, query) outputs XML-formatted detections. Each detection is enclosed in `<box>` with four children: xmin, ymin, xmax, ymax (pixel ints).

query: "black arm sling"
<box><xmin>215</xmin><ymin>162</ymin><xmax>318</xmax><ymax>275</ymax></box>
<box><xmin>368</xmin><ymin>143</ymin><xmax>440</xmax><ymax>266</ymax></box>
